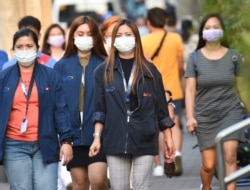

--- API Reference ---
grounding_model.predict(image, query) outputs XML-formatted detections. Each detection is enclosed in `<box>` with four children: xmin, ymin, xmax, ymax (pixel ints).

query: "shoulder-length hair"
<box><xmin>41</xmin><ymin>23</ymin><xmax>66</xmax><ymax>55</ymax></box>
<box><xmin>196</xmin><ymin>13</ymin><xmax>229</xmax><ymax>50</ymax></box>
<box><xmin>104</xmin><ymin>19</ymin><xmax>154</xmax><ymax>92</ymax></box>
<box><xmin>64</xmin><ymin>15</ymin><xmax>107</xmax><ymax>59</ymax></box>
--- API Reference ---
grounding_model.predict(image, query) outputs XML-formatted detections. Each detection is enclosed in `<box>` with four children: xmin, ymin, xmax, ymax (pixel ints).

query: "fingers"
<box><xmin>60</xmin><ymin>154</ymin><xmax>72</xmax><ymax>166</ymax></box>
<box><xmin>186</xmin><ymin>124</ymin><xmax>197</xmax><ymax>134</ymax></box>
<box><xmin>60</xmin><ymin>145</ymin><xmax>73</xmax><ymax>166</ymax></box>
<box><xmin>89</xmin><ymin>147</ymin><xmax>99</xmax><ymax>157</ymax></box>
<box><xmin>164</xmin><ymin>144</ymin><xmax>175</xmax><ymax>160</ymax></box>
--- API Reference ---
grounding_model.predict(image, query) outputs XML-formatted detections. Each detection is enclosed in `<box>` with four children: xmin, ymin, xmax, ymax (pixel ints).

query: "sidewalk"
<box><xmin>0</xmin><ymin>131</ymin><xmax>249</xmax><ymax>190</ymax></box>
<box><xmin>150</xmin><ymin>131</ymin><xmax>250</xmax><ymax>190</ymax></box>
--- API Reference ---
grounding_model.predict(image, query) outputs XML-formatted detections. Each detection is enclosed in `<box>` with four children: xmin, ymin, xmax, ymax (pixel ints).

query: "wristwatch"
<box><xmin>93</xmin><ymin>132</ymin><xmax>101</xmax><ymax>137</ymax></box>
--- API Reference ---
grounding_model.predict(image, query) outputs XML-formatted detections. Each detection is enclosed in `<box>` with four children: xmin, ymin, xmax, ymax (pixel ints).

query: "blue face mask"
<box><xmin>202</xmin><ymin>29</ymin><xmax>223</xmax><ymax>42</ymax></box>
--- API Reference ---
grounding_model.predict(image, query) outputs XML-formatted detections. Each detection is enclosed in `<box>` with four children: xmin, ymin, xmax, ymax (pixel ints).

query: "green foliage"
<box><xmin>202</xmin><ymin>0</ymin><xmax>249</xmax><ymax>49</ymax></box>
<box><xmin>202</xmin><ymin>0</ymin><xmax>250</xmax><ymax>111</ymax></box>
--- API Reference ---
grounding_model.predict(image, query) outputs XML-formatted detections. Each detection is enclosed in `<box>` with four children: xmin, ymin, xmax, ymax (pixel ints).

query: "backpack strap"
<box><xmin>230</xmin><ymin>48</ymin><xmax>238</xmax><ymax>75</ymax></box>
<box><xmin>192</xmin><ymin>50</ymin><xmax>198</xmax><ymax>77</ymax></box>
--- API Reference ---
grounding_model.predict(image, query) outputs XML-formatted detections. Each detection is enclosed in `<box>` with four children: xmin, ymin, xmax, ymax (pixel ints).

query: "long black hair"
<box><xmin>196</xmin><ymin>13</ymin><xmax>229</xmax><ymax>50</ymax></box>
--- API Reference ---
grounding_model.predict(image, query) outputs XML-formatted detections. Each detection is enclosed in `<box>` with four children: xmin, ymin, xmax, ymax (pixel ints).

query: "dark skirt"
<box><xmin>67</xmin><ymin>145</ymin><xmax>107</xmax><ymax>171</ymax></box>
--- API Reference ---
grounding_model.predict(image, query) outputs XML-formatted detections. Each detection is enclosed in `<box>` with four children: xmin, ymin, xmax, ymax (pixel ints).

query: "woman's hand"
<box><xmin>89</xmin><ymin>137</ymin><xmax>101</xmax><ymax>157</ymax></box>
<box><xmin>186</xmin><ymin>117</ymin><xmax>198</xmax><ymax>135</ymax></box>
<box><xmin>163</xmin><ymin>128</ymin><xmax>176</xmax><ymax>178</ymax></box>
<box><xmin>164</xmin><ymin>143</ymin><xmax>175</xmax><ymax>178</ymax></box>
<box><xmin>60</xmin><ymin>144</ymin><xmax>73</xmax><ymax>166</ymax></box>
<box><xmin>162</xmin><ymin>128</ymin><xmax>176</xmax><ymax>160</ymax></box>
<box><xmin>164</xmin><ymin>136</ymin><xmax>176</xmax><ymax>161</ymax></box>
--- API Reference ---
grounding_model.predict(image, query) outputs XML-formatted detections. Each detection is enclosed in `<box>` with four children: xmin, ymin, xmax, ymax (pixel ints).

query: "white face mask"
<box><xmin>14</xmin><ymin>50</ymin><xmax>37</xmax><ymax>66</ymax></box>
<box><xmin>74</xmin><ymin>36</ymin><xmax>93</xmax><ymax>52</ymax></box>
<box><xmin>104</xmin><ymin>37</ymin><xmax>112</xmax><ymax>50</ymax></box>
<box><xmin>114</xmin><ymin>36</ymin><xmax>135</xmax><ymax>54</ymax></box>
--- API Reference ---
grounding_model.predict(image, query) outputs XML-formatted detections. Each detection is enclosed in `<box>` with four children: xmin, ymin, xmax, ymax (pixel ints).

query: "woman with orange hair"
<box><xmin>100</xmin><ymin>15</ymin><xmax>121</xmax><ymax>54</ymax></box>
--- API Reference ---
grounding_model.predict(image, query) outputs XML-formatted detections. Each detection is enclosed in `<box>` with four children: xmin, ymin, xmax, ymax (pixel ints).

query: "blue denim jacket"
<box><xmin>54</xmin><ymin>53</ymin><xmax>105</xmax><ymax>146</ymax></box>
<box><xmin>0</xmin><ymin>62</ymin><xmax>74</xmax><ymax>164</ymax></box>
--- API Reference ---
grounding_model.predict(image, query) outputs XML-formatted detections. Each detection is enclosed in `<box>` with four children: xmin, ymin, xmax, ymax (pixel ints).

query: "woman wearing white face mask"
<box><xmin>54</xmin><ymin>16</ymin><xmax>109</xmax><ymax>190</ymax></box>
<box><xmin>100</xmin><ymin>15</ymin><xmax>121</xmax><ymax>55</ymax></box>
<box><xmin>185</xmin><ymin>13</ymin><xmax>247</xmax><ymax>190</ymax></box>
<box><xmin>89</xmin><ymin>19</ymin><xmax>175</xmax><ymax>190</ymax></box>
<box><xmin>42</xmin><ymin>23</ymin><xmax>66</xmax><ymax>61</ymax></box>
<box><xmin>0</xmin><ymin>28</ymin><xmax>74</xmax><ymax>190</ymax></box>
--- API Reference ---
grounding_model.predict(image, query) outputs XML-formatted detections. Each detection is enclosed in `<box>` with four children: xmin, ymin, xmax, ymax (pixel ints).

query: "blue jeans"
<box><xmin>3</xmin><ymin>138</ymin><xmax>58</xmax><ymax>190</ymax></box>
<box><xmin>173</xmin><ymin>99</ymin><xmax>183</xmax><ymax>116</ymax></box>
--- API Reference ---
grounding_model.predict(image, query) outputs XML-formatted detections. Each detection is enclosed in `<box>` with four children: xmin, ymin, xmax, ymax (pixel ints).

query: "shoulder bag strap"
<box><xmin>151</xmin><ymin>32</ymin><xmax>167</xmax><ymax>60</ymax></box>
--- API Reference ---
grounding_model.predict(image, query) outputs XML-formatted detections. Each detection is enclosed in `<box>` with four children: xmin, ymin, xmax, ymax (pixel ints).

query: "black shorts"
<box><xmin>67</xmin><ymin>145</ymin><xmax>107</xmax><ymax>171</ymax></box>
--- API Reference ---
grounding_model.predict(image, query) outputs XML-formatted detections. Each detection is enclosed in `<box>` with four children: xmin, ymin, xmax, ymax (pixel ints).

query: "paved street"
<box><xmin>0</xmin><ymin>130</ymin><xmax>249</xmax><ymax>190</ymax></box>
<box><xmin>150</xmin><ymin>131</ymin><xmax>250</xmax><ymax>190</ymax></box>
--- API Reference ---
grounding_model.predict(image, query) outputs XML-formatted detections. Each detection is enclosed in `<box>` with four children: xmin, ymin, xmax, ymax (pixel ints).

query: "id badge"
<box><xmin>20</xmin><ymin>118</ymin><xmax>28</xmax><ymax>133</ymax></box>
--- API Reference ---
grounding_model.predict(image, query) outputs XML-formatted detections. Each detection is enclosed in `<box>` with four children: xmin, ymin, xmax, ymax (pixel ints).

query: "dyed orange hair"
<box><xmin>100</xmin><ymin>15</ymin><xmax>122</xmax><ymax>38</ymax></box>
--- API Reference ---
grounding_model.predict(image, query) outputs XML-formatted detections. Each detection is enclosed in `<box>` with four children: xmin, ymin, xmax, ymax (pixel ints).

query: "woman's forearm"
<box><xmin>185</xmin><ymin>78</ymin><xmax>196</xmax><ymax>119</ymax></box>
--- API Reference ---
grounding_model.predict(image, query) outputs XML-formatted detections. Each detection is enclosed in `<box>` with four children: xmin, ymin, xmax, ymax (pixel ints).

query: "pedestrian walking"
<box><xmin>2</xmin><ymin>16</ymin><xmax>56</xmax><ymax>70</ymax></box>
<box><xmin>185</xmin><ymin>13</ymin><xmax>247</xmax><ymax>190</ymax></box>
<box><xmin>0</xmin><ymin>28</ymin><xmax>73</xmax><ymax>190</ymax></box>
<box><xmin>142</xmin><ymin>7</ymin><xmax>184</xmax><ymax>176</ymax></box>
<box><xmin>54</xmin><ymin>15</ymin><xmax>109</xmax><ymax>190</ymax></box>
<box><xmin>89</xmin><ymin>19</ymin><xmax>175</xmax><ymax>190</ymax></box>
<box><xmin>100</xmin><ymin>15</ymin><xmax>121</xmax><ymax>55</ymax></box>
<box><xmin>41</xmin><ymin>23</ymin><xmax>66</xmax><ymax>61</ymax></box>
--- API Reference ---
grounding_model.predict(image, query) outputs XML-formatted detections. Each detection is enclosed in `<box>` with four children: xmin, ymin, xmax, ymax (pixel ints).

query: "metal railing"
<box><xmin>215</xmin><ymin>117</ymin><xmax>250</xmax><ymax>190</ymax></box>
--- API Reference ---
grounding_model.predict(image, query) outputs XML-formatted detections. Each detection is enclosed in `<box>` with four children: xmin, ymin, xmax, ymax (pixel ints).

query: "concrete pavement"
<box><xmin>150</xmin><ymin>131</ymin><xmax>250</xmax><ymax>190</ymax></box>
<box><xmin>0</xmin><ymin>131</ymin><xmax>249</xmax><ymax>190</ymax></box>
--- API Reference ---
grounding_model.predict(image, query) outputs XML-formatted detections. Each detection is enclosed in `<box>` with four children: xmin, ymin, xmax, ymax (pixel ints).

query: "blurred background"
<box><xmin>0</xmin><ymin>0</ymin><xmax>201</xmax><ymax>56</ymax></box>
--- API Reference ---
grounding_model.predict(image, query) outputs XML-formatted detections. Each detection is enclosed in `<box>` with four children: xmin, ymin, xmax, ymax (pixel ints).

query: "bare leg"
<box><xmin>172</xmin><ymin>115</ymin><xmax>183</xmax><ymax>152</ymax></box>
<box><xmin>172</xmin><ymin>115</ymin><xmax>183</xmax><ymax>175</ymax></box>
<box><xmin>224</xmin><ymin>140</ymin><xmax>238</xmax><ymax>190</ymax></box>
<box><xmin>70</xmin><ymin>167</ymin><xmax>89</xmax><ymax>190</ymax></box>
<box><xmin>200</xmin><ymin>148</ymin><xmax>216</xmax><ymax>190</ymax></box>
<box><xmin>88</xmin><ymin>162</ymin><xmax>109</xmax><ymax>190</ymax></box>
<box><xmin>154</xmin><ymin>155</ymin><xmax>161</xmax><ymax>167</ymax></box>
